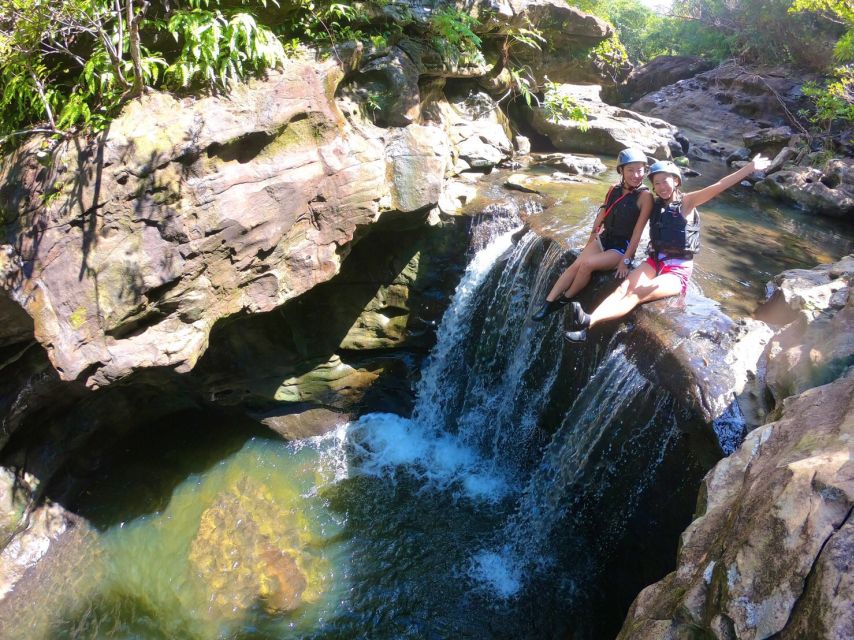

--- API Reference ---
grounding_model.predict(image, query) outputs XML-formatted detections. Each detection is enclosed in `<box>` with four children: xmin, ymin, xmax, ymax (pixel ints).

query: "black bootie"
<box><xmin>565</xmin><ymin>303</ymin><xmax>591</xmax><ymax>343</ymax></box>
<box><xmin>568</xmin><ymin>302</ymin><xmax>591</xmax><ymax>330</ymax></box>
<box><xmin>531</xmin><ymin>296</ymin><xmax>570</xmax><ymax>321</ymax></box>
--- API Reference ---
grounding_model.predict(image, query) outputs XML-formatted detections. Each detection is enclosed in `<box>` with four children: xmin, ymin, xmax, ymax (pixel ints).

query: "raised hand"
<box><xmin>752</xmin><ymin>153</ymin><xmax>771</xmax><ymax>172</ymax></box>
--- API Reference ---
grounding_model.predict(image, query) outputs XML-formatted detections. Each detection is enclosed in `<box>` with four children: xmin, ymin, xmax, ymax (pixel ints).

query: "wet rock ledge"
<box><xmin>613</xmin><ymin>254</ymin><xmax>854</xmax><ymax>639</ymax></box>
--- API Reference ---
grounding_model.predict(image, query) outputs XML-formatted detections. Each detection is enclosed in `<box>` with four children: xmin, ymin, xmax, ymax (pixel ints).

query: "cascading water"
<box><xmin>301</xmin><ymin>222</ymin><xmax>715</xmax><ymax>638</ymax></box>
<box><xmin>11</xmin><ymin>211</ymin><xmax>716</xmax><ymax>640</ymax></box>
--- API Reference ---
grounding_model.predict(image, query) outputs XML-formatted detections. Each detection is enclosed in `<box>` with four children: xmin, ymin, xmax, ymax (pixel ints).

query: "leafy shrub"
<box><xmin>164</xmin><ymin>8</ymin><xmax>285</xmax><ymax>90</ymax></box>
<box><xmin>0</xmin><ymin>0</ymin><xmax>286</xmax><ymax>142</ymax></box>
<box><xmin>801</xmin><ymin>68</ymin><xmax>854</xmax><ymax>135</ymax></box>
<box><xmin>542</xmin><ymin>82</ymin><xmax>589</xmax><ymax>131</ymax></box>
<box><xmin>427</xmin><ymin>7</ymin><xmax>483</xmax><ymax>66</ymax></box>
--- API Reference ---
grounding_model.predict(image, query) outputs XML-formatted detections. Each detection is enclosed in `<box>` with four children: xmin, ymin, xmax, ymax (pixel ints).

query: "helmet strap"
<box><xmin>620</xmin><ymin>177</ymin><xmax>640</xmax><ymax>192</ymax></box>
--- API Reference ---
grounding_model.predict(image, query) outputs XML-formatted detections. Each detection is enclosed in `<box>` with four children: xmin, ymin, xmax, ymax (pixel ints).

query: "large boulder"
<box><xmin>625</xmin><ymin>291</ymin><xmax>774</xmax><ymax>440</ymax></box>
<box><xmin>616</xmin><ymin>55</ymin><xmax>717</xmax><ymax>104</ymax></box>
<box><xmin>742</xmin><ymin>125</ymin><xmax>793</xmax><ymax>157</ymax></box>
<box><xmin>756</xmin><ymin>255</ymin><xmax>854</xmax><ymax>410</ymax></box>
<box><xmin>436</xmin><ymin>82</ymin><xmax>515</xmax><ymax>173</ymax></box>
<box><xmin>755</xmin><ymin>158</ymin><xmax>854</xmax><ymax>218</ymax></box>
<box><xmin>0</xmin><ymin>55</ymin><xmax>450</xmax><ymax>390</ymax></box>
<box><xmin>530</xmin><ymin>84</ymin><xmax>678</xmax><ymax>158</ymax></box>
<box><xmin>617</xmin><ymin>372</ymin><xmax>854</xmax><ymax>640</ymax></box>
<box><xmin>630</xmin><ymin>62</ymin><xmax>809</xmax><ymax>149</ymax></box>
<box><xmin>489</xmin><ymin>0</ymin><xmax>619</xmax><ymax>85</ymax></box>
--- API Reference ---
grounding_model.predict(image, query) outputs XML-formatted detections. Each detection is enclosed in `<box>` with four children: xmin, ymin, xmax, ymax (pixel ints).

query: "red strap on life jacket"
<box><xmin>600</xmin><ymin>184</ymin><xmax>640</xmax><ymax>225</ymax></box>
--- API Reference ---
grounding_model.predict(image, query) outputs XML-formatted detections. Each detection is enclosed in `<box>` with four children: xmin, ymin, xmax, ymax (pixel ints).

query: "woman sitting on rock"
<box><xmin>564</xmin><ymin>154</ymin><xmax>771</xmax><ymax>343</ymax></box>
<box><xmin>531</xmin><ymin>147</ymin><xmax>654</xmax><ymax>321</ymax></box>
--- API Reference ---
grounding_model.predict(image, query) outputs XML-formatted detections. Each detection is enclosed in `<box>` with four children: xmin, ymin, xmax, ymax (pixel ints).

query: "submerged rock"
<box><xmin>617</xmin><ymin>373</ymin><xmax>854</xmax><ymax>640</ymax></box>
<box><xmin>531</xmin><ymin>152</ymin><xmax>607</xmax><ymax>175</ymax></box>
<box><xmin>189</xmin><ymin>477</ymin><xmax>318</xmax><ymax>616</ymax></box>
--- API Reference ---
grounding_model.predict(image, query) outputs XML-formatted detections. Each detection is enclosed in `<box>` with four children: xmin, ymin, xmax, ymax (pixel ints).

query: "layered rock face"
<box><xmin>490</xmin><ymin>0</ymin><xmax>618</xmax><ymax>85</ymax></box>
<box><xmin>616</xmin><ymin>55</ymin><xmax>716</xmax><ymax>105</ymax></box>
<box><xmin>617</xmin><ymin>373</ymin><xmax>853</xmax><ymax>640</ymax></box>
<box><xmin>0</xmin><ymin>55</ymin><xmax>450</xmax><ymax>389</ymax></box>
<box><xmin>630</xmin><ymin>62</ymin><xmax>807</xmax><ymax>149</ymax></box>
<box><xmin>618</xmin><ymin>255</ymin><xmax>854</xmax><ymax>639</ymax></box>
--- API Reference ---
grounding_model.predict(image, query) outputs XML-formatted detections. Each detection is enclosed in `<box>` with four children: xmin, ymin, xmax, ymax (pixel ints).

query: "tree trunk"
<box><xmin>128</xmin><ymin>0</ymin><xmax>151</xmax><ymax>98</ymax></box>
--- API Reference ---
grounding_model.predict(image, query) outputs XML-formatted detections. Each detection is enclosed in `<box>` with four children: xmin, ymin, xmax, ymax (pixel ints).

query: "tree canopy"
<box><xmin>0</xmin><ymin>1</ymin><xmax>851</xmax><ymax>146</ymax></box>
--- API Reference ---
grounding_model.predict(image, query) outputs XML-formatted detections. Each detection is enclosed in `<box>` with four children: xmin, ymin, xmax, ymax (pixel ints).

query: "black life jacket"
<box><xmin>649</xmin><ymin>198</ymin><xmax>700</xmax><ymax>257</ymax></box>
<box><xmin>601</xmin><ymin>184</ymin><xmax>648</xmax><ymax>242</ymax></box>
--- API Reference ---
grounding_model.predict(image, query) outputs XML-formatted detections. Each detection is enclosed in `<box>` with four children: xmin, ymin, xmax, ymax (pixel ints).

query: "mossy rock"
<box><xmin>188</xmin><ymin>476</ymin><xmax>323</xmax><ymax>616</ymax></box>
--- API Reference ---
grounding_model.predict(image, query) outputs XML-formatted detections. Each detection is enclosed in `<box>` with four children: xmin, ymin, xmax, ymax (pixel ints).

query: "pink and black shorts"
<box><xmin>646</xmin><ymin>254</ymin><xmax>693</xmax><ymax>295</ymax></box>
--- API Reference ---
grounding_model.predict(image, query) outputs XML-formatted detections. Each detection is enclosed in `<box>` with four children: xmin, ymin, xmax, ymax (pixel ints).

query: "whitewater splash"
<box><xmin>296</xmin><ymin>225</ymin><xmax>691</xmax><ymax>608</ymax></box>
<box><xmin>303</xmin><ymin>227</ymin><xmax>525</xmax><ymax>505</ymax></box>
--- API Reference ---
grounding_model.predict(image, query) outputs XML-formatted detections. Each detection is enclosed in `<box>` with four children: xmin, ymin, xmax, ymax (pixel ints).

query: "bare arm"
<box><xmin>625</xmin><ymin>190</ymin><xmax>653</xmax><ymax>260</ymax></box>
<box><xmin>588</xmin><ymin>185</ymin><xmax>621</xmax><ymax>242</ymax></box>
<box><xmin>683</xmin><ymin>154</ymin><xmax>770</xmax><ymax>211</ymax></box>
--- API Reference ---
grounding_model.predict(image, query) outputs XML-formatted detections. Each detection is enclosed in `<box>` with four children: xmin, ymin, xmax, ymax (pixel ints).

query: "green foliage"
<box><xmin>509</xmin><ymin>68</ymin><xmax>537</xmax><ymax>107</ymax></box>
<box><xmin>667</xmin><ymin>0</ymin><xmax>843</xmax><ymax>68</ymax></box>
<box><xmin>281</xmin><ymin>1</ymin><xmax>408</xmax><ymax>49</ymax></box>
<box><xmin>428</xmin><ymin>7</ymin><xmax>483</xmax><ymax>66</ymax></box>
<box><xmin>800</xmin><ymin>68</ymin><xmax>854</xmax><ymax>133</ymax></box>
<box><xmin>0</xmin><ymin>0</ymin><xmax>286</xmax><ymax>142</ymax></box>
<box><xmin>590</xmin><ymin>35</ymin><xmax>630</xmax><ymax>79</ymax></box>
<box><xmin>164</xmin><ymin>9</ymin><xmax>285</xmax><ymax>90</ymax></box>
<box><xmin>571</xmin><ymin>0</ymin><xmax>731</xmax><ymax>64</ymax></box>
<box><xmin>790</xmin><ymin>0</ymin><xmax>854</xmax><ymax>62</ymax></box>
<box><xmin>507</xmin><ymin>26</ymin><xmax>546</xmax><ymax>52</ymax></box>
<box><xmin>542</xmin><ymin>82</ymin><xmax>589</xmax><ymax>131</ymax></box>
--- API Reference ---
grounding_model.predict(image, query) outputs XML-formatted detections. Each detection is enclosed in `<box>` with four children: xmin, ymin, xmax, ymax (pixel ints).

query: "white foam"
<box><xmin>469</xmin><ymin>549</ymin><xmax>522</xmax><ymax>600</ymax></box>
<box><xmin>346</xmin><ymin>413</ymin><xmax>510</xmax><ymax>502</ymax></box>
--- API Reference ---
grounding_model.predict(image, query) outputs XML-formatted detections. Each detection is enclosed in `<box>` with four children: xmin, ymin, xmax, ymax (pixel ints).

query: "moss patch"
<box><xmin>69</xmin><ymin>306</ymin><xmax>88</xmax><ymax>330</ymax></box>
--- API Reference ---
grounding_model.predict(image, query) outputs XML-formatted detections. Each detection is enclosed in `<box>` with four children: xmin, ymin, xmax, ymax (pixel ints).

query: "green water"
<box><xmin>6</xmin><ymin>415</ymin><xmax>537</xmax><ymax>640</ymax></box>
<box><xmin>11</xmin><ymin>429</ymin><xmax>345</xmax><ymax>640</ymax></box>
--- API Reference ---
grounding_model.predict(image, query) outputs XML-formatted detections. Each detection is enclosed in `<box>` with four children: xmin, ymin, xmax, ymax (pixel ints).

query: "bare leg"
<box><xmin>563</xmin><ymin>250</ymin><xmax>622</xmax><ymax>300</ymax></box>
<box><xmin>545</xmin><ymin>237</ymin><xmax>602</xmax><ymax>301</ymax></box>
<box><xmin>588</xmin><ymin>262</ymin><xmax>682</xmax><ymax>329</ymax></box>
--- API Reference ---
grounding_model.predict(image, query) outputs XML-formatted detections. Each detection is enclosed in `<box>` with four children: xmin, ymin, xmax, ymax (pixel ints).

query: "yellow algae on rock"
<box><xmin>188</xmin><ymin>476</ymin><xmax>324</xmax><ymax>616</ymax></box>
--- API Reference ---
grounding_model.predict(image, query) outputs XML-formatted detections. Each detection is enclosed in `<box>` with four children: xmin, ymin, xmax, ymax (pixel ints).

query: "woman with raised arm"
<box><xmin>565</xmin><ymin>154</ymin><xmax>771</xmax><ymax>343</ymax></box>
<box><xmin>531</xmin><ymin>147</ymin><xmax>653</xmax><ymax>321</ymax></box>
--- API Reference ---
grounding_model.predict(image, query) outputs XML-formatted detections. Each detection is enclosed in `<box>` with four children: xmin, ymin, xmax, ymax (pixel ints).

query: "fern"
<box><xmin>542</xmin><ymin>82</ymin><xmax>589</xmax><ymax>131</ymax></box>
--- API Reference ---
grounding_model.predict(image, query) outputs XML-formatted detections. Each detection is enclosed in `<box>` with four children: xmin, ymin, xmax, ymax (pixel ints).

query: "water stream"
<box><xmin>3</xmin><ymin>160</ymin><xmax>850</xmax><ymax>640</ymax></box>
<box><xmin>2</xmin><ymin>225</ymin><xmax>712</xmax><ymax>640</ymax></box>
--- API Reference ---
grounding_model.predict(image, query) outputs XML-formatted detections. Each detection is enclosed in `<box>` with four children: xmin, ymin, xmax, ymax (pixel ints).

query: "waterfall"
<box><xmin>471</xmin><ymin>342</ymin><xmax>681</xmax><ymax>597</ymax></box>
<box><xmin>307</xmin><ymin>220</ymin><xmax>711</xmax><ymax>638</ymax></box>
<box><xmin>403</xmin><ymin>227</ymin><xmax>698</xmax><ymax>604</ymax></box>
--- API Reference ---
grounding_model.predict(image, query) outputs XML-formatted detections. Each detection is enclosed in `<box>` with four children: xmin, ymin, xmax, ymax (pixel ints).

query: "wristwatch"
<box><xmin>623</xmin><ymin>258</ymin><xmax>632</xmax><ymax>266</ymax></box>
